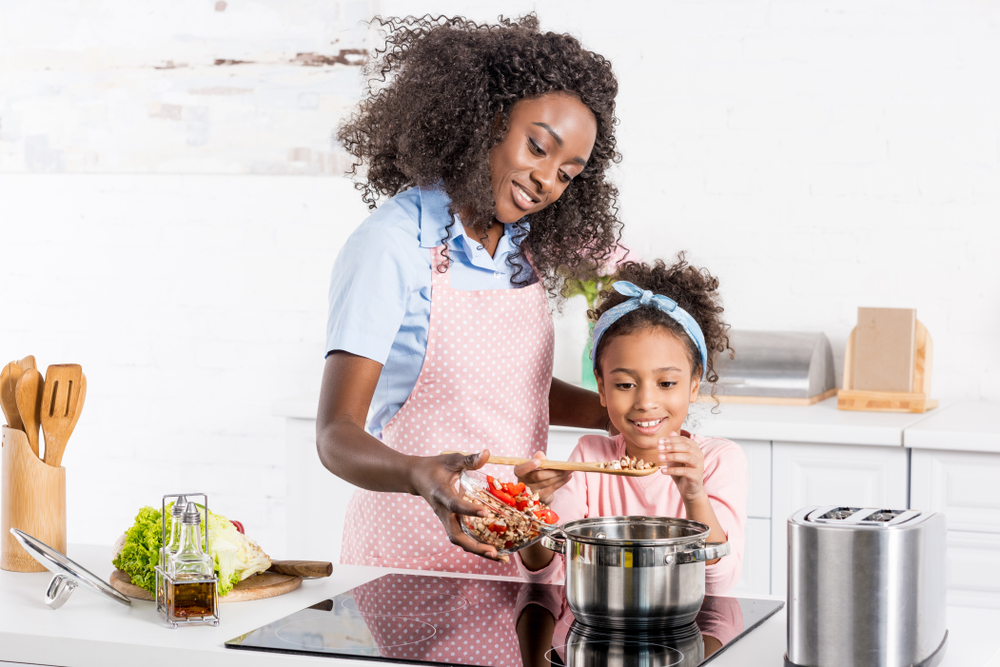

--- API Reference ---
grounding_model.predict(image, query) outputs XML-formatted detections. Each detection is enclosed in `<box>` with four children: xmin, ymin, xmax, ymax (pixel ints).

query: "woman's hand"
<box><xmin>657</xmin><ymin>432</ymin><xmax>707</xmax><ymax>502</ymax></box>
<box><xmin>514</xmin><ymin>451</ymin><xmax>571</xmax><ymax>505</ymax></box>
<box><xmin>408</xmin><ymin>449</ymin><xmax>510</xmax><ymax>563</ymax></box>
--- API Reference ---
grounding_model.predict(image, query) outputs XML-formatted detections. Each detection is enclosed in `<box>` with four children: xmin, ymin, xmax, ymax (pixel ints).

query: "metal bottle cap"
<box><xmin>171</xmin><ymin>495</ymin><xmax>187</xmax><ymax>518</ymax></box>
<box><xmin>182</xmin><ymin>500</ymin><xmax>202</xmax><ymax>525</ymax></box>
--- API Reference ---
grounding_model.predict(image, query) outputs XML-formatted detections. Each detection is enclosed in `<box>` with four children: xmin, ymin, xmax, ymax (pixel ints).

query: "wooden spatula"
<box><xmin>441</xmin><ymin>451</ymin><xmax>660</xmax><ymax>477</ymax></box>
<box><xmin>14</xmin><ymin>368</ymin><xmax>44</xmax><ymax>458</ymax></box>
<box><xmin>41</xmin><ymin>364</ymin><xmax>86</xmax><ymax>467</ymax></box>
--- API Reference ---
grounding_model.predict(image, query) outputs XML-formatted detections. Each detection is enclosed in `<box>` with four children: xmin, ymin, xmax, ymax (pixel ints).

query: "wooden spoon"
<box><xmin>17</xmin><ymin>355</ymin><xmax>36</xmax><ymax>372</ymax></box>
<box><xmin>14</xmin><ymin>368</ymin><xmax>44</xmax><ymax>458</ymax></box>
<box><xmin>0</xmin><ymin>361</ymin><xmax>23</xmax><ymax>431</ymax></box>
<box><xmin>441</xmin><ymin>451</ymin><xmax>660</xmax><ymax>477</ymax></box>
<box><xmin>41</xmin><ymin>364</ymin><xmax>86</xmax><ymax>467</ymax></box>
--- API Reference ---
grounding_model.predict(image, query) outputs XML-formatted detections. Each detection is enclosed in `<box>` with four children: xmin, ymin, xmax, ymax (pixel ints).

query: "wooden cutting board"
<box><xmin>110</xmin><ymin>569</ymin><xmax>302</xmax><ymax>603</ymax></box>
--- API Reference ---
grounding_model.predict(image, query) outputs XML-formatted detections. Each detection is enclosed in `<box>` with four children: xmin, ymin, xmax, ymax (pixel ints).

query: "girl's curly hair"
<box><xmin>337</xmin><ymin>13</ymin><xmax>622</xmax><ymax>294</ymax></box>
<box><xmin>590</xmin><ymin>255</ymin><xmax>733</xmax><ymax>398</ymax></box>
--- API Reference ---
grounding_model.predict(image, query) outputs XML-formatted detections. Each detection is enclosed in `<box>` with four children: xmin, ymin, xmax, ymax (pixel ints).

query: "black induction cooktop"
<box><xmin>225</xmin><ymin>572</ymin><xmax>783</xmax><ymax>666</ymax></box>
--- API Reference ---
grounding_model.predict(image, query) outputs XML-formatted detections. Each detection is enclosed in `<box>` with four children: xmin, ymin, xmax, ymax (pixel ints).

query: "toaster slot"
<box><xmin>858</xmin><ymin>509</ymin><xmax>920</xmax><ymax>525</ymax></box>
<box><xmin>817</xmin><ymin>507</ymin><xmax>863</xmax><ymax>521</ymax></box>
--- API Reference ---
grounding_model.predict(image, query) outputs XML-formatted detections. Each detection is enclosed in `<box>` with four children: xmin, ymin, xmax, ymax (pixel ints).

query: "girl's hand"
<box><xmin>409</xmin><ymin>450</ymin><xmax>510</xmax><ymax>563</ymax></box>
<box><xmin>514</xmin><ymin>451</ymin><xmax>571</xmax><ymax>505</ymax></box>
<box><xmin>657</xmin><ymin>432</ymin><xmax>707</xmax><ymax>502</ymax></box>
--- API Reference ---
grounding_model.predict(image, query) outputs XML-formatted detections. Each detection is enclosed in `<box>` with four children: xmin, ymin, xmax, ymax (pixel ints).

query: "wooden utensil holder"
<box><xmin>837</xmin><ymin>320</ymin><xmax>939</xmax><ymax>413</ymax></box>
<box><xmin>2</xmin><ymin>426</ymin><xmax>66</xmax><ymax>572</ymax></box>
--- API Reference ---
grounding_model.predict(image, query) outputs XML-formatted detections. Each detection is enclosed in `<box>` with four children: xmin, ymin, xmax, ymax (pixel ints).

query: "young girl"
<box><xmin>515</xmin><ymin>256</ymin><xmax>748</xmax><ymax>594</ymax></box>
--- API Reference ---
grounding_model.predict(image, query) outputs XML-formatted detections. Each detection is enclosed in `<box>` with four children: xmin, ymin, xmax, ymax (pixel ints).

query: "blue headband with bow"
<box><xmin>591</xmin><ymin>281</ymin><xmax>708</xmax><ymax>379</ymax></box>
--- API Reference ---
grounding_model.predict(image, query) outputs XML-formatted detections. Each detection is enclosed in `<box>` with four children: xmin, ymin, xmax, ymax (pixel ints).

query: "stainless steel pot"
<box><xmin>542</xmin><ymin>516</ymin><xmax>729</xmax><ymax>629</ymax></box>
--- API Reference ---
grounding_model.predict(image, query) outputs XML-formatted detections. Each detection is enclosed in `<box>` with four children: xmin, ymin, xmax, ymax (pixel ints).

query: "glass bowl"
<box><xmin>459</xmin><ymin>469</ymin><xmax>559</xmax><ymax>556</ymax></box>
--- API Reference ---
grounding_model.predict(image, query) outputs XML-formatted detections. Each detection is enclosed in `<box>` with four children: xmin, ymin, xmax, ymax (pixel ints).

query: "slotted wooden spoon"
<box><xmin>440</xmin><ymin>451</ymin><xmax>659</xmax><ymax>477</ymax></box>
<box><xmin>0</xmin><ymin>361</ymin><xmax>22</xmax><ymax>430</ymax></box>
<box><xmin>14</xmin><ymin>368</ymin><xmax>44</xmax><ymax>458</ymax></box>
<box><xmin>41</xmin><ymin>364</ymin><xmax>86</xmax><ymax>467</ymax></box>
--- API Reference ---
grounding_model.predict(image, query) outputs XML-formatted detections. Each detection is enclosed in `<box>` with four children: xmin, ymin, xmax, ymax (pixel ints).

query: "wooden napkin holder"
<box><xmin>1</xmin><ymin>425</ymin><xmax>66</xmax><ymax>572</ymax></box>
<box><xmin>837</xmin><ymin>320</ymin><xmax>938</xmax><ymax>413</ymax></box>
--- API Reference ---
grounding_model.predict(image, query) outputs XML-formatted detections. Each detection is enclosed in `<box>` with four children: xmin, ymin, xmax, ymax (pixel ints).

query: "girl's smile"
<box><xmin>596</xmin><ymin>327</ymin><xmax>701</xmax><ymax>459</ymax></box>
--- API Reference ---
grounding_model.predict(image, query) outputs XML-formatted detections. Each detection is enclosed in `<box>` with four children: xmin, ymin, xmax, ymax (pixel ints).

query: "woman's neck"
<box><xmin>463</xmin><ymin>220</ymin><xmax>505</xmax><ymax>258</ymax></box>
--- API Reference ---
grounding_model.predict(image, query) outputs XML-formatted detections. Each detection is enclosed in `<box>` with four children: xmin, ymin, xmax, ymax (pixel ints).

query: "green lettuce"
<box><xmin>112</xmin><ymin>504</ymin><xmax>271</xmax><ymax>597</ymax></box>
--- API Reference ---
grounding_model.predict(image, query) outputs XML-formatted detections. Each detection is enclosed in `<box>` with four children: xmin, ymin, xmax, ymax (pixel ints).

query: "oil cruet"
<box><xmin>154</xmin><ymin>493</ymin><xmax>219</xmax><ymax>628</ymax></box>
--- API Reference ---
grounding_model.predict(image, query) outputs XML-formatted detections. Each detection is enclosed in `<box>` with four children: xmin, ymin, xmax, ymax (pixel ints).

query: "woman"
<box><xmin>317</xmin><ymin>14</ymin><xmax>621</xmax><ymax>576</ymax></box>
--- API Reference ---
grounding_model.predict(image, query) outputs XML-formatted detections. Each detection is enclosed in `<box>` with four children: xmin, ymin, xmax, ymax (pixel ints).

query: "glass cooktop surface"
<box><xmin>225</xmin><ymin>573</ymin><xmax>783</xmax><ymax>666</ymax></box>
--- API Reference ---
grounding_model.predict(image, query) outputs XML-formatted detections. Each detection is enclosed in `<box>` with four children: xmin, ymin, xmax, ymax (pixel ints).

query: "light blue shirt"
<box><xmin>326</xmin><ymin>186</ymin><xmax>534</xmax><ymax>439</ymax></box>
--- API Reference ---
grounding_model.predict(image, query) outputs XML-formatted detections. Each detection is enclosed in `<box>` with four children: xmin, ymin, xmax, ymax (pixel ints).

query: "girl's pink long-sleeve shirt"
<box><xmin>516</xmin><ymin>431</ymin><xmax>748</xmax><ymax>594</ymax></box>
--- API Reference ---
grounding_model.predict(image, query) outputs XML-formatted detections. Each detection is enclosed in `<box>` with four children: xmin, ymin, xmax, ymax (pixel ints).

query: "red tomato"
<box><xmin>535</xmin><ymin>509</ymin><xmax>559</xmax><ymax>525</ymax></box>
<box><xmin>515</xmin><ymin>499</ymin><xmax>530</xmax><ymax>511</ymax></box>
<box><xmin>231</xmin><ymin>520</ymin><xmax>245</xmax><ymax>534</ymax></box>
<box><xmin>490</xmin><ymin>488</ymin><xmax>516</xmax><ymax>507</ymax></box>
<box><xmin>488</xmin><ymin>522</ymin><xmax>507</xmax><ymax>533</ymax></box>
<box><xmin>510</xmin><ymin>482</ymin><xmax>526</xmax><ymax>496</ymax></box>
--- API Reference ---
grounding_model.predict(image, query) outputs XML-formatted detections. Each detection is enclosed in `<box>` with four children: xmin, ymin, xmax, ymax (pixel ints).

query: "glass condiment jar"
<box><xmin>162</xmin><ymin>496</ymin><xmax>187</xmax><ymax>575</ymax></box>
<box><xmin>162</xmin><ymin>500</ymin><xmax>218</xmax><ymax>626</ymax></box>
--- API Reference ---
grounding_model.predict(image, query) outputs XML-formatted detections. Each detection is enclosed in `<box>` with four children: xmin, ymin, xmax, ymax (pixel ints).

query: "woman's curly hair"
<box><xmin>590</xmin><ymin>255</ymin><xmax>733</xmax><ymax>398</ymax></box>
<box><xmin>337</xmin><ymin>13</ymin><xmax>622</xmax><ymax>294</ymax></box>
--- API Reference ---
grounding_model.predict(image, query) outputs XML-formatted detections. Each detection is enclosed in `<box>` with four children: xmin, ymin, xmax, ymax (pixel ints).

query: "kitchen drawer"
<box><xmin>944</xmin><ymin>531</ymin><xmax>1000</xmax><ymax>609</ymax></box>
<box><xmin>728</xmin><ymin>516</ymin><xmax>770</xmax><ymax>597</ymax></box>
<box><xmin>738</xmin><ymin>439</ymin><xmax>771</xmax><ymax>519</ymax></box>
<box><xmin>911</xmin><ymin>449</ymin><xmax>1000</xmax><ymax>534</ymax></box>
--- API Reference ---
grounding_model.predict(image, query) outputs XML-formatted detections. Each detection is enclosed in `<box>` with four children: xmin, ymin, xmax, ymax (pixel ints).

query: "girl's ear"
<box><xmin>688</xmin><ymin>373</ymin><xmax>701</xmax><ymax>403</ymax></box>
<box><xmin>596</xmin><ymin>371</ymin><xmax>607</xmax><ymax>407</ymax></box>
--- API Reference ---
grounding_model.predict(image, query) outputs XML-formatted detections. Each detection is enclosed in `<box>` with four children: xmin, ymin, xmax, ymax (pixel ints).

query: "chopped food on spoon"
<box><xmin>596</xmin><ymin>455</ymin><xmax>654</xmax><ymax>470</ymax></box>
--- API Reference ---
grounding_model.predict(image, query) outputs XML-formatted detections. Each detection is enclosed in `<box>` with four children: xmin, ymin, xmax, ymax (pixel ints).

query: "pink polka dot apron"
<box><xmin>341</xmin><ymin>245</ymin><xmax>554</xmax><ymax>577</ymax></box>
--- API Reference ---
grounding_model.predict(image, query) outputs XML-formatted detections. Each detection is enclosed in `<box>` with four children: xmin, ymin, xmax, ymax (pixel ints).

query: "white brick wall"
<box><xmin>1</xmin><ymin>0</ymin><xmax>998</xmax><ymax>555</ymax></box>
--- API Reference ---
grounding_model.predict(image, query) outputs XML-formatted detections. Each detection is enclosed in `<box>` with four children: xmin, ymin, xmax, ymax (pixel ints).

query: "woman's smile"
<box><xmin>511</xmin><ymin>180</ymin><xmax>539</xmax><ymax>210</ymax></box>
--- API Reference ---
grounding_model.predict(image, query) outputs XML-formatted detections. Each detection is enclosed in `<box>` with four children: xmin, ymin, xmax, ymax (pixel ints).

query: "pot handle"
<box><xmin>663</xmin><ymin>541</ymin><xmax>730</xmax><ymax>565</ymax></box>
<box><xmin>541</xmin><ymin>529</ymin><xmax>567</xmax><ymax>554</ymax></box>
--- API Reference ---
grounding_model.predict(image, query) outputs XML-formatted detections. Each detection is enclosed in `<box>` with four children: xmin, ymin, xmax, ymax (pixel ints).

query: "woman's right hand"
<box><xmin>408</xmin><ymin>449</ymin><xmax>510</xmax><ymax>562</ymax></box>
<box><xmin>514</xmin><ymin>451</ymin><xmax>571</xmax><ymax>505</ymax></box>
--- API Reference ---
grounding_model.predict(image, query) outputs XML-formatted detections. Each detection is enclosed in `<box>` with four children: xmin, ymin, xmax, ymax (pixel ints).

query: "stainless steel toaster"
<box><xmin>786</xmin><ymin>506</ymin><xmax>948</xmax><ymax>667</ymax></box>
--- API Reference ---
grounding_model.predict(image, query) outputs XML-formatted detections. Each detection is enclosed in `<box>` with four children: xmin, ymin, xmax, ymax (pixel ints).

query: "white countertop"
<box><xmin>284</xmin><ymin>392</ymin><xmax>1000</xmax><ymax>452</ymax></box>
<box><xmin>904</xmin><ymin>400</ymin><xmax>1000</xmax><ymax>452</ymax></box>
<box><xmin>3</xmin><ymin>545</ymin><xmax>1000</xmax><ymax>667</ymax></box>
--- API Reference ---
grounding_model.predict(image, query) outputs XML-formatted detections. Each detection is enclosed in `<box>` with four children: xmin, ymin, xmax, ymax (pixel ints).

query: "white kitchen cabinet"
<box><xmin>943</xmin><ymin>531</ymin><xmax>1000</xmax><ymax>609</ymax></box>
<box><xmin>769</xmin><ymin>441</ymin><xmax>909</xmax><ymax>597</ymax></box>
<box><xmin>910</xmin><ymin>449</ymin><xmax>1000</xmax><ymax>608</ymax></box>
<box><xmin>910</xmin><ymin>449</ymin><xmax>1000</xmax><ymax>534</ymax></box>
<box><xmin>729</xmin><ymin>516</ymin><xmax>770</xmax><ymax>597</ymax></box>
<box><xmin>739</xmin><ymin>439</ymin><xmax>771</xmax><ymax>520</ymax></box>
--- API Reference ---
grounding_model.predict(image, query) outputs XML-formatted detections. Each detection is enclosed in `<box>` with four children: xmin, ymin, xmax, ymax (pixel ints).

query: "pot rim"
<box><xmin>556</xmin><ymin>515</ymin><xmax>710</xmax><ymax>547</ymax></box>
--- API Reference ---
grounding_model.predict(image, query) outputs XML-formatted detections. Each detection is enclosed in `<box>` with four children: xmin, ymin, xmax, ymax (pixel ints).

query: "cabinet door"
<box><xmin>770</xmin><ymin>442</ymin><xmax>909</xmax><ymax>597</ymax></box>
<box><xmin>738</xmin><ymin>440</ymin><xmax>771</xmax><ymax>519</ymax></box>
<box><xmin>945</xmin><ymin>531</ymin><xmax>1000</xmax><ymax>609</ymax></box>
<box><xmin>728</xmin><ymin>517</ymin><xmax>770</xmax><ymax>597</ymax></box>
<box><xmin>911</xmin><ymin>449</ymin><xmax>1000</xmax><ymax>534</ymax></box>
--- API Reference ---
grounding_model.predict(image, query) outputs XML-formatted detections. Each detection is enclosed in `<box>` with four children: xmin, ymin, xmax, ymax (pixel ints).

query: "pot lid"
<box><xmin>9</xmin><ymin>528</ymin><xmax>132</xmax><ymax>609</ymax></box>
